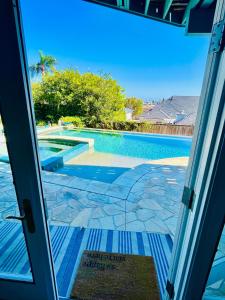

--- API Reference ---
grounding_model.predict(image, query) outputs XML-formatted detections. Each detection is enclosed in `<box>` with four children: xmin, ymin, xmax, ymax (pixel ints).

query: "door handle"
<box><xmin>5</xmin><ymin>199</ymin><xmax>35</xmax><ymax>233</ymax></box>
<box><xmin>6</xmin><ymin>215</ymin><xmax>25</xmax><ymax>221</ymax></box>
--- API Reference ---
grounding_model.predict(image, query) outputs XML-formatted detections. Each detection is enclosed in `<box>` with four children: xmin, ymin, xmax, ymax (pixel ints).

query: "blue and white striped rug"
<box><xmin>0</xmin><ymin>222</ymin><xmax>173</xmax><ymax>299</ymax></box>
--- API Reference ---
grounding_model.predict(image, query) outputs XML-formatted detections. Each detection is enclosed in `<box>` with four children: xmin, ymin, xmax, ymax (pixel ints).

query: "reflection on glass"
<box><xmin>204</xmin><ymin>224</ymin><xmax>225</xmax><ymax>299</ymax></box>
<box><xmin>0</xmin><ymin>118</ymin><xmax>32</xmax><ymax>281</ymax></box>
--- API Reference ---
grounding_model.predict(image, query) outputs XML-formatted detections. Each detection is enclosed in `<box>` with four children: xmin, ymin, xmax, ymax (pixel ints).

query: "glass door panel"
<box><xmin>0</xmin><ymin>1</ymin><xmax>57</xmax><ymax>299</ymax></box>
<box><xmin>0</xmin><ymin>117</ymin><xmax>32</xmax><ymax>282</ymax></box>
<box><xmin>204</xmin><ymin>223</ymin><xmax>225</xmax><ymax>299</ymax></box>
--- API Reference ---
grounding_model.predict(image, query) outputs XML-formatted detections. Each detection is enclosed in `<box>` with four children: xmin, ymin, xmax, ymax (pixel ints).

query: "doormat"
<box><xmin>71</xmin><ymin>250</ymin><xmax>160</xmax><ymax>300</ymax></box>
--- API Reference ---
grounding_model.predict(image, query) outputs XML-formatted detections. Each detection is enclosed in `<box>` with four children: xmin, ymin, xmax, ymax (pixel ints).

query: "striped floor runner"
<box><xmin>0</xmin><ymin>222</ymin><xmax>173</xmax><ymax>299</ymax></box>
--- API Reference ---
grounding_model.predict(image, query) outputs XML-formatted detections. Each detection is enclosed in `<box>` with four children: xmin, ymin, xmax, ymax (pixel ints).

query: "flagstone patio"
<box><xmin>0</xmin><ymin>160</ymin><xmax>186</xmax><ymax>238</ymax></box>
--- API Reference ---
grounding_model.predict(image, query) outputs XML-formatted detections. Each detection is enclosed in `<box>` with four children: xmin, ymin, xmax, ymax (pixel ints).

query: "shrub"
<box><xmin>79</xmin><ymin>120</ymin><xmax>156</xmax><ymax>132</ymax></box>
<box><xmin>136</xmin><ymin>121</ymin><xmax>154</xmax><ymax>132</ymax></box>
<box><xmin>37</xmin><ymin>120</ymin><xmax>47</xmax><ymax>126</ymax></box>
<box><xmin>112</xmin><ymin>121</ymin><xmax>139</xmax><ymax>131</ymax></box>
<box><xmin>60</xmin><ymin>116</ymin><xmax>84</xmax><ymax>127</ymax></box>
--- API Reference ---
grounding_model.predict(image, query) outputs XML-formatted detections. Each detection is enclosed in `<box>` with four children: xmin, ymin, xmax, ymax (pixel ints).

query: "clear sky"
<box><xmin>21</xmin><ymin>0</ymin><xmax>210</xmax><ymax>101</ymax></box>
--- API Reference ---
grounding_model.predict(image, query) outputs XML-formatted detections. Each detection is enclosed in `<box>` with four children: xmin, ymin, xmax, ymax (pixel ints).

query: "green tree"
<box><xmin>126</xmin><ymin>97</ymin><xmax>143</xmax><ymax>117</ymax></box>
<box><xmin>32</xmin><ymin>69</ymin><xmax>126</xmax><ymax>125</ymax></box>
<box><xmin>29</xmin><ymin>50</ymin><xmax>56</xmax><ymax>77</ymax></box>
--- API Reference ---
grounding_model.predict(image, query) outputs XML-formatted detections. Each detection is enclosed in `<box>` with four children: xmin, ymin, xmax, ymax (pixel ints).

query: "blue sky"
<box><xmin>21</xmin><ymin>0</ymin><xmax>210</xmax><ymax>100</ymax></box>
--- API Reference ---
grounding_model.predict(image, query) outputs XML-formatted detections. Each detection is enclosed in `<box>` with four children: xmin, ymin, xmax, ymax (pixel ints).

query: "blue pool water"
<box><xmin>39</xmin><ymin>145</ymin><xmax>61</xmax><ymax>160</ymax></box>
<box><xmin>50</xmin><ymin>129</ymin><xmax>192</xmax><ymax>160</ymax></box>
<box><xmin>0</xmin><ymin>141</ymin><xmax>62</xmax><ymax>163</ymax></box>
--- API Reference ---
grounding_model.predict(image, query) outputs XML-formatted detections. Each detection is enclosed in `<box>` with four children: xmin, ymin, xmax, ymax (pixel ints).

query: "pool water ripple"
<box><xmin>50</xmin><ymin>129</ymin><xmax>192</xmax><ymax>160</ymax></box>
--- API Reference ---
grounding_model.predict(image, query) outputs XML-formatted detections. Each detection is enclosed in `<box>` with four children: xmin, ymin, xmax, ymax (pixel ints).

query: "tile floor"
<box><xmin>0</xmin><ymin>158</ymin><xmax>186</xmax><ymax>238</ymax></box>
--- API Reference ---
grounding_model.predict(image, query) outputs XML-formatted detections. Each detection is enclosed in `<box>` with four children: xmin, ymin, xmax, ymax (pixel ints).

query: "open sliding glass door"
<box><xmin>0</xmin><ymin>1</ymin><xmax>57</xmax><ymax>299</ymax></box>
<box><xmin>166</xmin><ymin>1</ymin><xmax>225</xmax><ymax>299</ymax></box>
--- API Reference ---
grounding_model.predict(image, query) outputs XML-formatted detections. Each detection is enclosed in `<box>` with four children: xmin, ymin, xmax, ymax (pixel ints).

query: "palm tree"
<box><xmin>29</xmin><ymin>50</ymin><xmax>56</xmax><ymax>77</ymax></box>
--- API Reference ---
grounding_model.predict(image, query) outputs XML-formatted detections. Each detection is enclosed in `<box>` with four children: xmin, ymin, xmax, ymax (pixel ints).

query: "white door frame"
<box><xmin>0</xmin><ymin>1</ymin><xmax>58</xmax><ymax>299</ymax></box>
<box><xmin>166</xmin><ymin>1</ymin><xmax>225</xmax><ymax>299</ymax></box>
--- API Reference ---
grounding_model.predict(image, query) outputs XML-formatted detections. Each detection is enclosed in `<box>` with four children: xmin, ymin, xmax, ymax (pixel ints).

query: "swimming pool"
<box><xmin>49</xmin><ymin>129</ymin><xmax>192</xmax><ymax>160</ymax></box>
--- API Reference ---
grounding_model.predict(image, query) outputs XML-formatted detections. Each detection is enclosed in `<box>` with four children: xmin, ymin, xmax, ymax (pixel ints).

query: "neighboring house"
<box><xmin>125</xmin><ymin>108</ymin><xmax>133</xmax><ymax>120</ymax></box>
<box><xmin>138</xmin><ymin>96</ymin><xmax>199</xmax><ymax>125</ymax></box>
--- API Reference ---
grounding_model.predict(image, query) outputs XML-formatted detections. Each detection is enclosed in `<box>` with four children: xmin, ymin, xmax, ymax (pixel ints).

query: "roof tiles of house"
<box><xmin>139</xmin><ymin>96</ymin><xmax>199</xmax><ymax>125</ymax></box>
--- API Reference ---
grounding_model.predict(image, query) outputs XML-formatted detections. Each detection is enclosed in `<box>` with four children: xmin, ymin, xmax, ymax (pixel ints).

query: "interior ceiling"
<box><xmin>84</xmin><ymin>0</ymin><xmax>217</xmax><ymax>33</ymax></box>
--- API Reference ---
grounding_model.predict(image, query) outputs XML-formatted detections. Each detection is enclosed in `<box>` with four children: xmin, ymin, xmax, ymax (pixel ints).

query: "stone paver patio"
<box><xmin>0</xmin><ymin>159</ymin><xmax>186</xmax><ymax>238</ymax></box>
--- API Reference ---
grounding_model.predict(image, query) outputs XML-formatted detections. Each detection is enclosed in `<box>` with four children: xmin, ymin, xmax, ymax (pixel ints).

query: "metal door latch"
<box><xmin>6</xmin><ymin>215</ymin><xmax>25</xmax><ymax>221</ymax></box>
<box><xmin>5</xmin><ymin>199</ymin><xmax>35</xmax><ymax>233</ymax></box>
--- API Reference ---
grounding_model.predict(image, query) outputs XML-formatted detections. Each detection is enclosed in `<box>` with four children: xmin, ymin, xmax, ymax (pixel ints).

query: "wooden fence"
<box><xmin>138</xmin><ymin>124</ymin><xmax>194</xmax><ymax>136</ymax></box>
